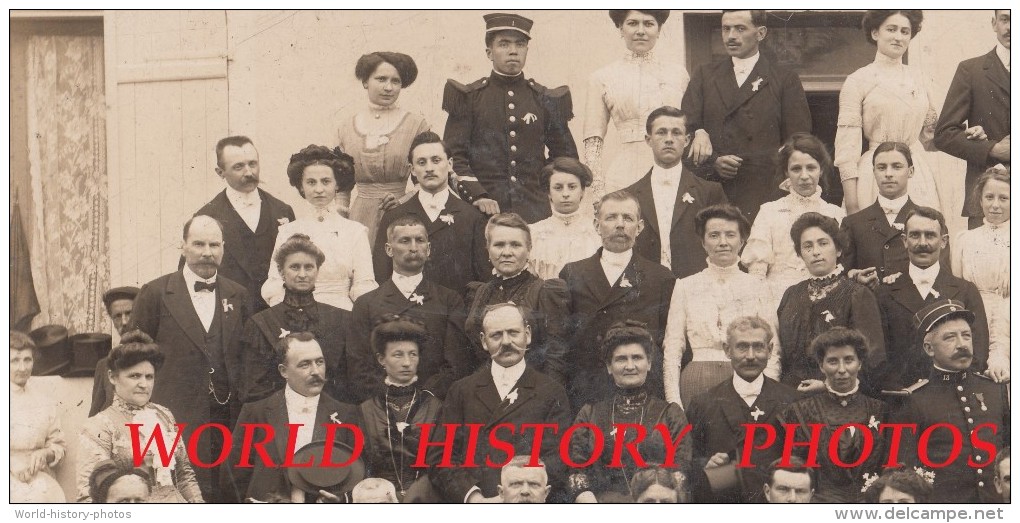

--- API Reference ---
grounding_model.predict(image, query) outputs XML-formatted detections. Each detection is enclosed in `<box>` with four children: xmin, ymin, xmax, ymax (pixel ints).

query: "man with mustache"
<box><xmin>559</xmin><ymin>190</ymin><xmax>675</xmax><ymax>408</ymax></box>
<box><xmin>935</xmin><ymin>10</ymin><xmax>1010</xmax><ymax>229</ymax></box>
<box><xmin>499</xmin><ymin>456</ymin><xmax>551</xmax><ymax>503</ymax></box>
<box><xmin>193</xmin><ymin>136</ymin><xmax>295</xmax><ymax>312</ymax></box>
<box><xmin>680</xmin><ymin>9</ymin><xmax>811</xmax><ymax>222</ymax></box>
<box><xmin>373</xmin><ymin>131</ymin><xmax>491</xmax><ymax>296</ymax></box>
<box><xmin>891</xmin><ymin>300</ymin><xmax>1009</xmax><ymax>503</ymax></box>
<box><xmin>429</xmin><ymin>303</ymin><xmax>570</xmax><ymax>503</ymax></box>
<box><xmin>223</xmin><ymin>331</ymin><xmax>362</xmax><ymax>503</ymax></box>
<box><xmin>875</xmin><ymin>207</ymin><xmax>991</xmax><ymax>391</ymax></box>
<box><xmin>88</xmin><ymin>286</ymin><xmax>141</xmax><ymax>417</ymax></box>
<box><xmin>351</xmin><ymin>214</ymin><xmax>472</xmax><ymax>401</ymax></box>
<box><xmin>129</xmin><ymin>215</ymin><xmax>252</xmax><ymax>502</ymax></box>
<box><xmin>685</xmin><ymin>316</ymin><xmax>798</xmax><ymax>503</ymax></box>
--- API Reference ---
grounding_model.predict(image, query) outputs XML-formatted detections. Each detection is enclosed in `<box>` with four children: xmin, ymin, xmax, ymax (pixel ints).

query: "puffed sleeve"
<box><xmin>77</xmin><ymin>415</ymin><xmax>113</xmax><ymax>502</ymax></box>
<box><xmin>662</xmin><ymin>280</ymin><xmax>689</xmax><ymax>407</ymax></box>
<box><xmin>919</xmin><ymin>68</ymin><xmax>939</xmax><ymax>151</ymax></box>
<box><xmin>583</xmin><ymin>71</ymin><xmax>610</xmax><ymax>142</ymax></box>
<box><xmin>542</xmin><ymin>86</ymin><xmax>579</xmax><ymax>161</ymax></box>
<box><xmin>348</xmin><ymin>221</ymin><xmax>379</xmax><ymax>303</ymax></box>
<box><xmin>741</xmin><ymin>203</ymin><xmax>777</xmax><ymax>278</ymax></box>
<box><xmin>442</xmin><ymin>80</ymin><xmax>487</xmax><ymax>203</ymax></box>
<box><xmin>950</xmin><ymin>230</ymin><xmax>968</xmax><ymax>278</ymax></box>
<box><xmin>161</xmin><ymin>407</ymin><xmax>204</xmax><ymax>503</ymax></box>
<box><xmin>834</xmin><ymin>71</ymin><xmax>867</xmax><ymax>182</ymax></box>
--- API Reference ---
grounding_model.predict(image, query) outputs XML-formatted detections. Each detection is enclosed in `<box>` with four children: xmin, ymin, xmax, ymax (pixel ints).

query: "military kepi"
<box><xmin>484</xmin><ymin>13</ymin><xmax>533</xmax><ymax>38</ymax></box>
<box><xmin>913</xmin><ymin>299</ymin><xmax>976</xmax><ymax>335</ymax></box>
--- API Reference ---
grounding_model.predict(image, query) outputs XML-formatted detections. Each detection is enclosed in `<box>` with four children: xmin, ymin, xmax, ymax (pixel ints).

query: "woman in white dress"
<box><xmin>662</xmin><ymin>204</ymin><xmax>779</xmax><ymax>408</ymax></box>
<box><xmin>951</xmin><ymin>167</ymin><xmax>1010</xmax><ymax>382</ymax></box>
<box><xmin>742</xmin><ymin>133</ymin><xmax>845</xmax><ymax>307</ymax></box>
<box><xmin>836</xmin><ymin>10</ymin><xmax>940</xmax><ymax>215</ymax></box>
<box><xmin>10</xmin><ymin>330</ymin><xmax>66</xmax><ymax>503</ymax></box>
<box><xmin>528</xmin><ymin>157</ymin><xmax>602</xmax><ymax>279</ymax></box>
<box><xmin>583</xmin><ymin>10</ymin><xmax>689</xmax><ymax>198</ymax></box>
<box><xmin>263</xmin><ymin>145</ymin><xmax>377</xmax><ymax>311</ymax></box>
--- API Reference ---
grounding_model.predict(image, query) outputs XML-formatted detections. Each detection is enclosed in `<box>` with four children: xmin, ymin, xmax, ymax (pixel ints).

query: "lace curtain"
<box><xmin>27</xmin><ymin>33</ymin><xmax>109</xmax><ymax>334</ymax></box>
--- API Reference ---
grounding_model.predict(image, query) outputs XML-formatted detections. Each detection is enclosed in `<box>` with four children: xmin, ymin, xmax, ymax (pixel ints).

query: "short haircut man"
<box><xmin>994</xmin><ymin>446</ymin><xmax>1010</xmax><ymax>502</ymax></box>
<box><xmin>763</xmin><ymin>457</ymin><xmax>815</xmax><ymax>503</ymax></box>
<box><xmin>499</xmin><ymin>456</ymin><xmax>551</xmax><ymax>503</ymax></box>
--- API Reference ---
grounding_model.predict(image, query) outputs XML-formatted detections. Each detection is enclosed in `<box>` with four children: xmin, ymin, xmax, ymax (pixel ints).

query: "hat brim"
<box><xmin>287</xmin><ymin>441</ymin><xmax>366</xmax><ymax>495</ymax></box>
<box><xmin>485</xmin><ymin>26</ymin><xmax>531</xmax><ymax>38</ymax></box>
<box><xmin>923</xmin><ymin>309</ymin><xmax>977</xmax><ymax>333</ymax></box>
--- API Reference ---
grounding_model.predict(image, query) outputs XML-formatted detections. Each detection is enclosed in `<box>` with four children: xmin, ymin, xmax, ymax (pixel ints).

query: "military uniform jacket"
<box><xmin>443</xmin><ymin>71</ymin><xmax>578</xmax><ymax>223</ymax></box>
<box><xmin>891</xmin><ymin>368</ymin><xmax>1010</xmax><ymax>503</ymax></box>
<box><xmin>840</xmin><ymin>199</ymin><xmax>950</xmax><ymax>281</ymax></box>
<box><xmin>934</xmin><ymin>49</ymin><xmax>1010</xmax><ymax>217</ymax></box>
<box><xmin>681</xmin><ymin>55</ymin><xmax>811</xmax><ymax>221</ymax></box>
<box><xmin>876</xmin><ymin>270</ymin><xmax>989</xmax><ymax>390</ymax></box>
<box><xmin>685</xmin><ymin>376</ymin><xmax>800</xmax><ymax>503</ymax></box>
<box><xmin>372</xmin><ymin>194</ymin><xmax>491</xmax><ymax>296</ymax></box>
<box><xmin>194</xmin><ymin>189</ymin><xmax>296</xmax><ymax>312</ymax></box>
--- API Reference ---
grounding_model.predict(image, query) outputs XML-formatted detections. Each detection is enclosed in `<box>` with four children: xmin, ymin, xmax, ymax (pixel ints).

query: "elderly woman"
<box><xmin>241</xmin><ymin>233</ymin><xmax>351</xmax><ymax>404</ymax></box>
<box><xmin>528</xmin><ymin>157</ymin><xmax>602</xmax><ymax>279</ymax></box>
<box><xmin>358</xmin><ymin>316</ymin><xmax>441</xmax><ymax>501</ymax></box>
<box><xmin>742</xmin><ymin>133</ymin><xmax>845</xmax><ymax>306</ymax></box>
<box><xmin>777</xmin><ymin>212</ymin><xmax>884</xmax><ymax>394</ymax></box>
<box><xmin>338</xmin><ymin>51</ymin><xmax>430</xmax><ymax>243</ymax></box>
<box><xmin>952</xmin><ymin>167</ymin><xmax>1010</xmax><ymax>382</ymax></box>
<box><xmin>78</xmin><ymin>331</ymin><xmax>203</xmax><ymax>503</ymax></box>
<box><xmin>89</xmin><ymin>460</ymin><xmax>152</xmax><ymax>503</ymax></box>
<box><xmin>777</xmin><ymin>328</ymin><xmax>887</xmax><ymax>503</ymax></box>
<box><xmin>862</xmin><ymin>467</ymin><xmax>935</xmax><ymax>503</ymax></box>
<box><xmin>836</xmin><ymin>10</ymin><xmax>940</xmax><ymax>214</ymax></box>
<box><xmin>663</xmin><ymin>204</ymin><xmax>779</xmax><ymax>407</ymax></box>
<box><xmin>10</xmin><ymin>330</ymin><xmax>66</xmax><ymax>503</ymax></box>
<box><xmin>584</xmin><ymin>10</ymin><xmax>689</xmax><ymax>197</ymax></box>
<box><xmin>569</xmin><ymin>323</ymin><xmax>691</xmax><ymax>503</ymax></box>
<box><xmin>464</xmin><ymin>213</ymin><xmax>569</xmax><ymax>382</ymax></box>
<box><xmin>263</xmin><ymin>144</ymin><xmax>377</xmax><ymax>310</ymax></box>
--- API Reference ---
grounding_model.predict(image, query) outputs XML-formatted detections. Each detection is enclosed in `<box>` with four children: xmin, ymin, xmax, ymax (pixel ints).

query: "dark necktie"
<box><xmin>194</xmin><ymin>281</ymin><xmax>217</xmax><ymax>293</ymax></box>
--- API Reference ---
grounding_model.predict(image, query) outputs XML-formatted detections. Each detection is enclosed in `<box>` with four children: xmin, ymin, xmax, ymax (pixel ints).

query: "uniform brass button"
<box><xmin>510</xmin><ymin>131</ymin><xmax>517</xmax><ymax>138</ymax></box>
<box><xmin>978</xmin><ymin>481</ymin><xmax>985</xmax><ymax>487</ymax></box>
<box><xmin>511</xmin><ymin>145</ymin><xmax>517</xmax><ymax>152</ymax></box>
<box><xmin>965</xmin><ymin>406</ymin><xmax>971</xmax><ymax>412</ymax></box>
<box><xmin>510</xmin><ymin>176</ymin><xmax>518</xmax><ymax>182</ymax></box>
<box><xmin>884</xmin><ymin>245</ymin><xmax>889</xmax><ymax>249</ymax></box>
<box><xmin>968</xmin><ymin>418</ymin><xmax>974</xmax><ymax>424</ymax></box>
<box><xmin>508</xmin><ymin>103</ymin><xmax>516</xmax><ymax>110</ymax></box>
<box><xmin>510</xmin><ymin>161</ymin><xmax>517</xmax><ymax>167</ymax></box>
<box><xmin>508</xmin><ymin>90</ymin><xmax>514</xmax><ymax>96</ymax></box>
<box><xmin>509</xmin><ymin>116</ymin><xmax>516</xmax><ymax>123</ymax></box>
<box><xmin>961</xmin><ymin>397</ymin><xmax>967</xmax><ymax>402</ymax></box>
<box><xmin>957</xmin><ymin>385</ymin><xmax>964</xmax><ymax>392</ymax></box>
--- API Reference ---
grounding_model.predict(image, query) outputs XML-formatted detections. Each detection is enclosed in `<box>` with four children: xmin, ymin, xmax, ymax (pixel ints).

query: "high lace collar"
<box><xmin>624</xmin><ymin>50</ymin><xmax>655</xmax><ymax>63</ymax></box>
<box><xmin>809</xmin><ymin>264</ymin><xmax>844</xmax><ymax>282</ymax></box>
<box><xmin>283</xmin><ymin>287</ymin><xmax>316</xmax><ymax>309</ymax></box>
<box><xmin>385</xmin><ymin>375</ymin><xmax>419</xmax><ymax>390</ymax></box>
<box><xmin>781</xmin><ymin>184</ymin><xmax>824</xmax><ymax>208</ymax></box>
<box><xmin>984</xmin><ymin>218</ymin><xmax>1010</xmax><ymax>231</ymax></box>
<box><xmin>112</xmin><ymin>394</ymin><xmax>147</xmax><ymax>413</ymax></box>
<box><xmin>705</xmin><ymin>259</ymin><xmax>742</xmax><ymax>276</ymax></box>
<box><xmin>552</xmin><ymin>207</ymin><xmax>586</xmax><ymax>227</ymax></box>
<box><xmin>614</xmin><ymin>384</ymin><xmax>649</xmax><ymax>406</ymax></box>
<box><xmin>310</xmin><ymin>198</ymin><xmax>342</xmax><ymax>219</ymax></box>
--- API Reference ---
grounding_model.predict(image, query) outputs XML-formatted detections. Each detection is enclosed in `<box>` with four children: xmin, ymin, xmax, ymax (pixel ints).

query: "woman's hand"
<box><xmin>704</xmin><ymin>452</ymin><xmax>731</xmax><ymax>469</ymax></box>
<box><xmin>797</xmin><ymin>379</ymin><xmax>826</xmax><ymax>394</ymax></box>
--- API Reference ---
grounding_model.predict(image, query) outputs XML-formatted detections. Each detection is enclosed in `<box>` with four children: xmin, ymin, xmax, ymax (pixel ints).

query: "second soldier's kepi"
<box><xmin>912</xmin><ymin>298</ymin><xmax>976</xmax><ymax>335</ymax></box>
<box><xmin>483</xmin><ymin>13</ymin><xmax>533</xmax><ymax>38</ymax></box>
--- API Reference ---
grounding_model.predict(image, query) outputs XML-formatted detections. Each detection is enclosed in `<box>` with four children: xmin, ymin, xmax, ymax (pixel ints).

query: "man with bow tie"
<box><xmin>559</xmin><ymin>190</ymin><xmax>675</xmax><ymax>408</ymax></box>
<box><xmin>429</xmin><ymin>303</ymin><xmax>570</xmax><ymax>503</ymax></box>
<box><xmin>890</xmin><ymin>300</ymin><xmax>1009</xmax><ymax>503</ymax></box>
<box><xmin>129</xmin><ymin>215</ymin><xmax>252</xmax><ymax>502</ymax></box>
<box><xmin>685</xmin><ymin>316</ymin><xmax>798</xmax><ymax>503</ymax></box>
<box><xmin>373</xmin><ymin>131</ymin><xmax>491</xmax><ymax>296</ymax></box>
<box><xmin>192</xmin><ymin>136</ymin><xmax>295</xmax><ymax>313</ymax></box>
<box><xmin>680</xmin><ymin>9</ymin><xmax>811</xmax><ymax>222</ymax></box>
<box><xmin>624</xmin><ymin>106</ymin><xmax>728</xmax><ymax>279</ymax></box>
<box><xmin>351</xmin><ymin>214</ymin><xmax>472</xmax><ymax>401</ymax></box>
<box><xmin>875</xmin><ymin>207</ymin><xmax>990</xmax><ymax>391</ymax></box>
<box><xmin>223</xmin><ymin>332</ymin><xmax>362</xmax><ymax>503</ymax></box>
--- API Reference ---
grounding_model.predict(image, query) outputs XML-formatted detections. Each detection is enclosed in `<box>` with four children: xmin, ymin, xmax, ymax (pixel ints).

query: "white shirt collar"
<box><xmin>876</xmin><ymin>194</ymin><xmax>909</xmax><ymax>214</ymax></box>
<box><xmin>984</xmin><ymin>218</ymin><xmax>1010</xmax><ymax>232</ymax></box>
<box><xmin>909</xmin><ymin>261</ymin><xmax>941</xmax><ymax>282</ymax></box>
<box><xmin>182</xmin><ymin>264</ymin><xmax>216</xmax><ymax>289</ymax></box>
<box><xmin>392</xmin><ymin>272</ymin><xmax>424</xmax><ymax>296</ymax></box>
<box><xmin>705</xmin><ymin>258</ymin><xmax>742</xmax><ymax>275</ymax></box>
<box><xmin>418</xmin><ymin>187</ymin><xmax>450</xmax><ymax>209</ymax></box>
<box><xmin>732</xmin><ymin>372</ymin><xmax>764</xmax><ymax>397</ymax></box>
<box><xmin>490</xmin><ymin>358</ymin><xmax>527</xmax><ymax>385</ymax></box>
<box><xmin>284</xmin><ymin>384</ymin><xmax>320</xmax><ymax>410</ymax></box>
<box><xmin>384</xmin><ymin>375</ymin><xmax>418</xmax><ymax>387</ymax></box>
<box><xmin>996</xmin><ymin>43</ymin><xmax>1010</xmax><ymax>69</ymax></box>
<box><xmin>651</xmin><ymin>163</ymin><xmax>683</xmax><ymax>187</ymax></box>
<box><xmin>600</xmin><ymin>248</ymin><xmax>633</xmax><ymax>267</ymax></box>
<box><xmin>225</xmin><ymin>186</ymin><xmax>260</xmax><ymax>208</ymax></box>
<box><xmin>731</xmin><ymin>51</ymin><xmax>760</xmax><ymax>73</ymax></box>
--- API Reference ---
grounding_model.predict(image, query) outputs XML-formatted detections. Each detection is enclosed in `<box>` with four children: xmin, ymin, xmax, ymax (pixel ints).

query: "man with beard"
<box><xmin>499</xmin><ymin>456</ymin><xmax>551</xmax><ymax>503</ymax></box>
<box><xmin>429</xmin><ymin>303</ymin><xmax>570</xmax><ymax>503</ymax></box>
<box><xmin>129</xmin><ymin>215</ymin><xmax>252</xmax><ymax>501</ymax></box>
<box><xmin>875</xmin><ymin>207</ymin><xmax>990</xmax><ymax>391</ymax></box>
<box><xmin>891</xmin><ymin>300</ymin><xmax>1009</xmax><ymax>503</ymax></box>
<box><xmin>559</xmin><ymin>190</ymin><xmax>675</xmax><ymax>407</ymax></box>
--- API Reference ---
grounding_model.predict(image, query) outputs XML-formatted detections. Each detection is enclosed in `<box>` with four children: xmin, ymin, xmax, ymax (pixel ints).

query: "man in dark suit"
<box><xmin>194</xmin><ymin>136</ymin><xmax>295</xmax><ymax>312</ymax></box>
<box><xmin>685</xmin><ymin>316</ymin><xmax>799</xmax><ymax>503</ymax></box>
<box><xmin>89</xmin><ymin>286</ymin><xmax>140</xmax><ymax>417</ymax></box>
<box><xmin>841</xmin><ymin>143</ymin><xmax>950</xmax><ymax>287</ymax></box>
<box><xmin>129</xmin><ymin>215</ymin><xmax>252</xmax><ymax>502</ymax></box>
<box><xmin>935</xmin><ymin>10</ymin><xmax>1010</xmax><ymax>229</ymax></box>
<box><xmin>223</xmin><ymin>332</ymin><xmax>361</xmax><ymax>503</ymax></box>
<box><xmin>624</xmin><ymin>106</ymin><xmax>728</xmax><ymax>279</ymax></box>
<box><xmin>875</xmin><ymin>207</ymin><xmax>992</xmax><ymax>391</ymax></box>
<box><xmin>353</xmin><ymin>215</ymin><xmax>471</xmax><ymax>402</ymax></box>
<box><xmin>891</xmin><ymin>300</ymin><xmax>1010</xmax><ymax>503</ymax></box>
<box><xmin>373</xmin><ymin>131</ymin><xmax>490</xmax><ymax>295</ymax></box>
<box><xmin>443</xmin><ymin>12</ymin><xmax>578</xmax><ymax>223</ymax></box>
<box><xmin>681</xmin><ymin>9</ymin><xmax>811</xmax><ymax>222</ymax></box>
<box><xmin>559</xmin><ymin>190</ymin><xmax>675</xmax><ymax>408</ymax></box>
<box><xmin>429</xmin><ymin>303</ymin><xmax>570</xmax><ymax>503</ymax></box>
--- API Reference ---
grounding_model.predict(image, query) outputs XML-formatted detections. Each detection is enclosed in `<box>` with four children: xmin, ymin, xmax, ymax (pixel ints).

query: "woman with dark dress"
<box><xmin>568</xmin><ymin>323</ymin><xmax>691</xmax><ymax>503</ymax></box>
<box><xmin>777</xmin><ymin>212</ymin><xmax>885</xmax><ymax>393</ymax></box>
<box><xmin>358</xmin><ymin>315</ymin><xmax>441</xmax><ymax>502</ymax></box>
<box><xmin>777</xmin><ymin>327</ymin><xmax>887</xmax><ymax>503</ymax></box>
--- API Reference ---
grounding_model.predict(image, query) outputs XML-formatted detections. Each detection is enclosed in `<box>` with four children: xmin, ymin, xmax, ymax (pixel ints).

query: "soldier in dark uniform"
<box><xmin>443</xmin><ymin>12</ymin><xmax>578</xmax><ymax>224</ymax></box>
<box><xmin>890</xmin><ymin>299</ymin><xmax>1010</xmax><ymax>503</ymax></box>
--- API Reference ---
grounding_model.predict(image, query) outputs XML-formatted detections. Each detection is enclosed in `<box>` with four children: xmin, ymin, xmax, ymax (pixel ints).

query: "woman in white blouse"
<box><xmin>836</xmin><ymin>10</ymin><xmax>940</xmax><ymax>214</ymax></box>
<box><xmin>952</xmin><ymin>167</ymin><xmax>1010</xmax><ymax>382</ymax></box>
<box><xmin>662</xmin><ymin>204</ymin><xmax>779</xmax><ymax>408</ymax></box>
<box><xmin>742</xmin><ymin>133</ymin><xmax>845</xmax><ymax>308</ymax></box>
<box><xmin>529</xmin><ymin>157</ymin><xmax>602</xmax><ymax>279</ymax></box>
<box><xmin>263</xmin><ymin>145</ymin><xmax>377</xmax><ymax>311</ymax></box>
<box><xmin>583</xmin><ymin>10</ymin><xmax>689</xmax><ymax>198</ymax></box>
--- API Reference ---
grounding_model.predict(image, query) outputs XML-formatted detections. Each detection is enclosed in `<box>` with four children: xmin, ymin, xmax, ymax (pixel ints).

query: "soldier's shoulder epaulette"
<box><xmin>543</xmin><ymin>85</ymin><xmax>571</xmax><ymax>99</ymax></box>
<box><xmin>525</xmin><ymin>77</ymin><xmax>546</xmax><ymax>94</ymax></box>
<box><xmin>971</xmin><ymin>372</ymin><xmax>996</xmax><ymax>382</ymax></box>
<box><xmin>443</xmin><ymin>78</ymin><xmax>486</xmax><ymax>114</ymax></box>
<box><xmin>447</xmin><ymin>77</ymin><xmax>488</xmax><ymax>93</ymax></box>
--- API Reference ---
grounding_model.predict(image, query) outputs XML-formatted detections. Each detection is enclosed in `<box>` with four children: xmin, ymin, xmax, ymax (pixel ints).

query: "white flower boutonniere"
<box><xmin>506</xmin><ymin>390</ymin><xmax>519</xmax><ymax>405</ymax></box>
<box><xmin>751</xmin><ymin>77</ymin><xmax>765</xmax><ymax>92</ymax></box>
<box><xmin>619</xmin><ymin>276</ymin><xmax>633</xmax><ymax>288</ymax></box>
<box><xmin>882</xmin><ymin>272</ymin><xmax>903</xmax><ymax>285</ymax></box>
<box><xmin>868</xmin><ymin>415</ymin><xmax>880</xmax><ymax>430</ymax></box>
<box><xmin>222</xmin><ymin>299</ymin><xmax>233</xmax><ymax>313</ymax></box>
<box><xmin>329</xmin><ymin>412</ymin><xmax>341</xmax><ymax>424</ymax></box>
<box><xmin>278</xmin><ymin>328</ymin><xmax>291</xmax><ymax>339</ymax></box>
<box><xmin>682</xmin><ymin>192</ymin><xmax>695</xmax><ymax>204</ymax></box>
<box><xmin>439</xmin><ymin>214</ymin><xmax>455</xmax><ymax>226</ymax></box>
<box><xmin>822</xmin><ymin>310</ymin><xmax>835</xmax><ymax>323</ymax></box>
<box><xmin>523</xmin><ymin>113</ymin><xmax>538</xmax><ymax>125</ymax></box>
<box><xmin>277</xmin><ymin>217</ymin><xmax>290</xmax><ymax>226</ymax></box>
<box><xmin>930</xmin><ymin>289</ymin><xmax>940</xmax><ymax>299</ymax></box>
<box><xmin>409</xmin><ymin>293</ymin><xmax>424</xmax><ymax>305</ymax></box>
<box><xmin>893</xmin><ymin>222</ymin><xmax>904</xmax><ymax>231</ymax></box>
<box><xmin>396</xmin><ymin>422</ymin><xmax>410</xmax><ymax>434</ymax></box>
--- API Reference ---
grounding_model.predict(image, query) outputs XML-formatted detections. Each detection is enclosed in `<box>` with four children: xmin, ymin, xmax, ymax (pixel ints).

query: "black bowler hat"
<box><xmin>102</xmin><ymin>286</ymin><xmax>139</xmax><ymax>311</ymax></box>
<box><xmin>287</xmin><ymin>440</ymin><xmax>366</xmax><ymax>497</ymax></box>
<box><xmin>64</xmin><ymin>333</ymin><xmax>113</xmax><ymax>378</ymax></box>
<box><xmin>913</xmin><ymin>299</ymin><xmax>975</xmax><ymax>335</ymax></box>
<box><xmin>29</xmin><ymin>325</ymin><xmax>71</xmax><ymax>376</ymax></box>
<box><xmin>484</xmin><ymin>13</ymin><xmax>533</xmax><ymax>38</ymax></box>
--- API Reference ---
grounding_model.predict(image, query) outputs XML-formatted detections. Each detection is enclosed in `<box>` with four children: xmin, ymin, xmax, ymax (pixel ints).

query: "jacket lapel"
<box><xmin>724</xmin><ymin>57</ymin><xmax>770</xmax><ymax>118</ymax></box>
<box><xmin>889</xmin><ymin>273</ymin><xmax>926</xmax><ymax>312</ymax></box>
<box><xmin>600</xmin><ymin>256</ymin><xmax>641</xmax><ymax>310</ymax></box>
<box><xmin>253</xmin><ymin>189</ymin><xmax>273</xmax><ymax>235</ymax></box>
<box><xmin>711</xmin><ymin>61</ymin><xmax>742</xmax><ymax>113</ymax></box>
<box><xmin>863</xmin><ymin>202</ymin><xmax>898</xmax><ymax>241</ymax></box>
<box><xmin>379</xmin><ymin>280</ymin><xmax>416</xmax><ymax>315</ymax></box>
<box><xmin>215</xmin><ymin>191</ymin><xmax>261</xmax><ymax>281</ymax></box>
<box><xmin>579</xmin><ymin>251</ymin><xmax>613</xmax><ymax>305</ymax></box>
<box><xmin>984</xmin><ymin>48</ymin><xmax>1010</xmax><ymax>96</ymax></box>
<box><xmin>474</xmin><ymin>368</ymin><xmax>502</xmax><ymax>415</ymax></box>
<box><xmin>312</xmin><ymin>396</ymin><xmax>340</xmax><ymax>441</ymax></box>
<box><xmin>489</xmin><ymin>367</ymin><xmax>537</xmax><ymax>425</ymax></box>
<box><xmin>932</xmin><ymin>269</ymin><xmax>963</xmax><ymax>300</ymax></box>
<box><xmin>718</xmin><ymin>381</ymin><xmax>751</xmax><ymax>434</ymax></box>
<box><xmin>632</xmin><ymin>170</ymin><xmax>658</xmax><ymax>234</ymax></box>
<box><xmin>267</xmin><ymin>392</ymin><xmax>291</xmax><ymax>461</ymax></box>
<box><xmin>670</xmin><ymin>175</ymin><xmax>696</xmax><ymax>230</ymax></box>
<box><xmin>164</xmin><ymin>272</ymin><xmax>210</xmax><ymax>356</ymax></box>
